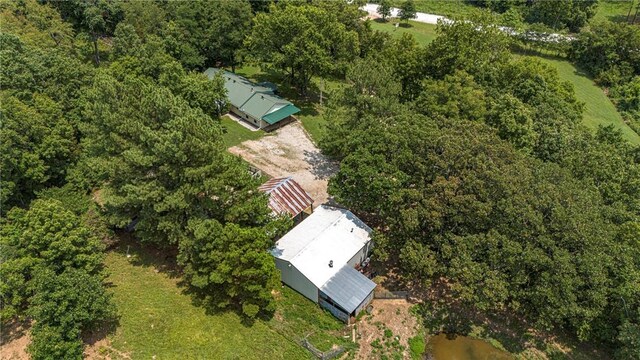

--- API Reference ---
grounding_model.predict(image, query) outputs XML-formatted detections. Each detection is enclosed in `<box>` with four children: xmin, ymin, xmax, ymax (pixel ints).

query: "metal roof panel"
<box><xmin>320</xmin><ymin>266</ymin><xmax>376</xmax><ymax>314</ymax></box>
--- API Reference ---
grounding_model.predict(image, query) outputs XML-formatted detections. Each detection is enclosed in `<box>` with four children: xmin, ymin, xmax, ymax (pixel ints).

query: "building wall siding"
<box><xmin>229</xmin><ymin>106</ymin><xmax>266</xmax><ymax>129</ymax></box>
<box><xmin>347</xmin><ymin>240</ymin><xmax>373</xmax><ymax>268</ymax></box>
<box><xmin>274</xmin><ymin>258</ymin><xmax>319</xmax><ymax>303</ymax></box>
<box><xmin>319</xmin><ymin>298</ymin><xmax>350</xmax><ymax>323</ymax></box>
<box><xmin>353</xmin><ymin>290</ymin><xmax>374</xmax><ymax>317</ymax></box>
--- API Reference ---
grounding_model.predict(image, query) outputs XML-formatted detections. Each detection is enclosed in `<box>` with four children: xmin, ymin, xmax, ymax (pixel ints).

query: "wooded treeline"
<box><xmin>0</xmin><ymin>0</ymin><xmax>638</xmax><ymax>359</ymax></box>
<box><xmin>321</xmin><ymin>15</ymin><xmax>640</xmax><ymax>359</ymax></box>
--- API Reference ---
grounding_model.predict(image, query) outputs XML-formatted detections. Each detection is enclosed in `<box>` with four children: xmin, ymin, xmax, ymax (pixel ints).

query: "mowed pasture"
<box><xmin>369</xmin><ymin>19</ymin><xmax>439</xmax><ymax>44</ymax></box>
<box><xmin>103</xmin><ymin>239</ymin><xmax>352</xmax><ymax>359</ymax></box>
<box><xmin>371</xmin><ymin>19</ymin><xmax>640</xmax><ymax>144</ymax></box>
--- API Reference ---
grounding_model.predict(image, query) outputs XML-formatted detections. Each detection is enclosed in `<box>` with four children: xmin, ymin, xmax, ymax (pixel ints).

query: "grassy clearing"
<box><xmin>516</xmin><ymin>53</ymin><xmax>640</xmax><ymax>144</ymax></box>
<box><xmin>220</xmin><ymin>115</ymin><xmax>265</xmax><ymax>147</ymax></box>
<box><xmin>369</xmin><ymin>19</ymin><xmax>439</xmax><ymax>44</ymax></box>
<box><xmin>592</xmin><ymin>0</ymin><xmax>637</xmax><ymax>24</ymax></box>
<box><xmin>390</xmin><ymin>0</ymin><xmax>480</xmax><ymax>18</ymax></box>
<box><xmin>104</xmin><ymin>239</ymin><xmax>352</xmax><ymax>359</ymax></box>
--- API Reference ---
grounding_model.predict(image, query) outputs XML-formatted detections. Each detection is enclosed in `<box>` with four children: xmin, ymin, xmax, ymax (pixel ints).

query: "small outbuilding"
<box><xmin>271</xmin><ymin>205</ymin><xmax>376</xmax><ymax>323</ymax></box>
<box><xmin>259</xmin><ymin>177</ymin><xmax>313</xmax><ymax>222</ymax></box>
<box><xmin>204</xmin><ymin>68</ymin><xmax>300</xmax><ymax>130</ymax></box>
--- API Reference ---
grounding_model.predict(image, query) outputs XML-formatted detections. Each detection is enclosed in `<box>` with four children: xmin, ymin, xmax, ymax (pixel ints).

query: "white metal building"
<box><xmin>271</xmin><ymin>205</ymin><xmax>376</xmax><ymax>323</ymax></box>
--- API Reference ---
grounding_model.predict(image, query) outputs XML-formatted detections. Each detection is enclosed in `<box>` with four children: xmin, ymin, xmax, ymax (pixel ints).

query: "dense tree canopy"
<box><xmin>0</xmin><ymin>199</ymin><xmax>114</xmax><ymax>359</ymax></box>
<box><xmin>2</xmin><ymin>0</ymin><xmax>639</xmax><ymax>357</ymax></box>
<box><xmin>247</xmin><ymin>2</ymin><xmax>360</xmax><ymax>94</ymax></box>
<box><xmin>80</xmin><ymin>70</ymin><xmax>283</xmax><ymax>318</ymax></box>
<box><xmin>321</xmin><ymin>16</ymin><xmax>640</xmax><ymax>355</ymax></box>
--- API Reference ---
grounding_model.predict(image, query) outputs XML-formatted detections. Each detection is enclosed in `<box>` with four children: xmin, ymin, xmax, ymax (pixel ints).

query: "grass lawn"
<box><xmin>369</xmin><ymin>19</ymin><xmax>439</xmax><ymax>45</ymax></box>
<box><xmin>220</xmin><ymin>115</ymin><xmax>265</xmax><ymax>147</ymax></box>
<box><xmin>592</xmin><ymin>0</ymin><xmax>637</xmax><ymax>24</ymax></box>
<box><xmin>390</xmin><ymin>0</ymin><xmax>480</xmax><ymax>18</ymax></box>
<box><xmin>104</xmin><ymin>239</ymin><xmax>353</xmax><ymax>359</ymax></box>
<box><xmin>515</xmin><ymin>53</ymin><xmax>640</xmax><ymax>144</ymax></box>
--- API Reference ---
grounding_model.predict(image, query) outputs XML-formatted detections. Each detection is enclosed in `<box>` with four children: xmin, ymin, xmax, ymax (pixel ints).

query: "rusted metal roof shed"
<box><xmin>259</xmin><ymin>177</ymin><xmax>313</xmax><ymax>219</ymax></box>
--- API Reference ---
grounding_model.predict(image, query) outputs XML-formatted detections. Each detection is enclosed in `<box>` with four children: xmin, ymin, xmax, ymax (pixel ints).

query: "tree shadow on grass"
<box><xmin>399</xmin><ymin>22</ymin><xmax>413</xmax><ymax>28</ymax></box>
<box><xmin>112</xmin><ymin>231</ymin><xmax>181</xmax><ymax>280</ymax></box>
<box><xmin>183</xmin><ymin>287</ymin><xmax>276</xmax><ymax>327</ymax></box>
<box><xmin>82</xmin><ymin>317</ymin><xmax>120</xmax><ymax>349</ymax></box>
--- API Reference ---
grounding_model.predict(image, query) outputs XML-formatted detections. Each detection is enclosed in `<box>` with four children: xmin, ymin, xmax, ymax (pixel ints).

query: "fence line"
<box><xmin>300</xmin><ymin>337</ymin><xmax>345</xmax><ymax>360</ymax></box>
<box><xmin>374</xmin><ymin>290</ymin><xmax>409</xmax><ymax>300</ymax></box>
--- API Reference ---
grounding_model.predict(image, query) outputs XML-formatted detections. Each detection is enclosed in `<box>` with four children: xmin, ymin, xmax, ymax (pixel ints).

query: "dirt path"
<box><xmin>355</xmin><ymin>299</ymin><xmax>420</xmax><ymax>360</ymax></box>
<box><xmin>229</xmin><ymin>122</ymin><xmax>338</xmax><ymax>207</ymax></box>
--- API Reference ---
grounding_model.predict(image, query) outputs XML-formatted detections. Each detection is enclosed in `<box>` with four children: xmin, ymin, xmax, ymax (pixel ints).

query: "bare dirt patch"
<box><xmin>1</xmin><ymin>321</ymin><xmax>30</xmax><ymax>360</ymax></box>
<box><xmin>229</xmin><ymin>121</ymin><xmax>338</xmax><ymax>206</ymax></box>
<box><xmin>355</xmin><ymin>299</ymin><xmax>419</xmax><ymax>360</ymax></box>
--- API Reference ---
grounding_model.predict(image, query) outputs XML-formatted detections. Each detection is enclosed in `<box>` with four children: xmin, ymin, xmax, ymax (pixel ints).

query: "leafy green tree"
<box><xmin>527</xmin><ymin>0</ymin><xmax>597</xmax><ymax>32</ymax></box>
<box><xmin>179</xmin><ymin>219</ymin><xmax>288</xmax><ymax>318</ymax></box>
<box><xmin>111</xmin><ymin>23</ymin><xmax>142</xmax><ymax>59</ymax></box>
<box><xmin>81</xmin><ymin>73</ymin><xmax>282</xmax><ymax>316</ymax></box>
<box><xmin>120</xmin><ymin>0</ymin><xmax>166</xmax><ymax>39</ymax></box>
<box><xmin>163</xmin><ymin>0</ymin><xmax>252</xmax><ymax>70</ymax></box>
<box><xmin>398</xmin><ymin>0</ymin><xmax>417</xmax><ymax>23</ymax></box>
<box><xmin>380</xmin><ymin>33</ymin><xmax>424</xmax><ymax>101</ymax></box>
<box><xmin>211</xmin><ymin>0</ymin><xmax>252</xmax><ymax>72</ymax></box>
<box><xmin>0</xmin><ymin>32</ymin><xmax>93</xmax><ymax>112</ymax></box>
<box><xmin>414</xmin><ymin>71</ymin><xmax>488</xmax><ymax>123</ymax></box>
<box><xmin>47</xmin><ymin>0</ymin><xmax>123</xmax><ymax>64</ymax></box>
<box><xmin>247</xmin><ymin>3</ymin><xmax>359</xmax><ymax>94</ymax></box>
<box><xmin>570</xmin><ymin>22</ymin><xmax>640</xmax><ymax>87</ymax></box>
<box><xmin>0</xmin><ymin>93</ymin><xmax>76</xmax><ymax>210</ymax></box>
<box><xmin>616</xmin><ymin>318</ymin><xmax>640</xmax><ymax>359</ymax></box>
<box><xmin>28</xmin><ymin>268</ymin><xmax>116</xmax><ymax>360</ymax></box>
<box><xmin>0</xmin><ymin>199</ymin><xmax>106</xmax><ymax>322</ymax></box>
<box><xmin>377</xmin><ymin>0</ymin><xmax>392</xmax><ymax>21</ymax></box>
<box><xmin>0</xmin><ymin>0</ymin><xmax>75</xmax><ymax>49</ymax></box>
<box><xmin>424</xmin><ymin>14</ymin><xmax>510</xmax><ymax>79</ymax></box>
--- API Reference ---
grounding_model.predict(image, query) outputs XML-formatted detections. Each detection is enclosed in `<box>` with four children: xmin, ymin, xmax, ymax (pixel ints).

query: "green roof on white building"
<box><xmin>204</xmin><ymin>68</ymin><xmax>300</xmax><ymax>125</ymax></box>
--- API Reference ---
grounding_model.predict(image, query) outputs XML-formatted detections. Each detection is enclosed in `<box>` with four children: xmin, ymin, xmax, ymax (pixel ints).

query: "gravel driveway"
<box><xmin>228</xmin><ymin>122</ymin><xmax>338</xmax><ymax>207</ymax></box>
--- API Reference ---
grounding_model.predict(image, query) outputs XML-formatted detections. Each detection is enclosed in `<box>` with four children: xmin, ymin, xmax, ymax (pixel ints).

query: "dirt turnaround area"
<box><xmin>355</xmin><ymin>299</ymin><xmax>420</xmax><ymax>360</ymax></box>
<box><xmin>229</xmin><ymin>122</ymin><xmax>338</xmax><ymax>206</ymax></box>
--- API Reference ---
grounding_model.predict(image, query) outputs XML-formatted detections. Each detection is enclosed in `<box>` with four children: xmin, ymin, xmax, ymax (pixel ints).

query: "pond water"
<box><xmin>427</xmin><ymin>333</ymin><xmax>513</xmax><ymax>360</ymax></box>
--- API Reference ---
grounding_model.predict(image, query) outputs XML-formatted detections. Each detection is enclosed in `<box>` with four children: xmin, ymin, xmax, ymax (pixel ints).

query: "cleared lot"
<box><xmin>229</xmin><ymin>122</ymin><xmax>338</xmax><ymax>207</ymax></box>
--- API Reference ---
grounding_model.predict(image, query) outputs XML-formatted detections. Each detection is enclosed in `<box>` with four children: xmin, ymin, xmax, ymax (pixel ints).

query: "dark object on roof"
<box><xmin>259</xmin><ymin>177</ymin><xmax>313</xmax><ymax>218</ymax></box>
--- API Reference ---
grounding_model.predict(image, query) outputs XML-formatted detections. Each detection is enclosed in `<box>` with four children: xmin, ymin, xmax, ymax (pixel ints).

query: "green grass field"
<box><xmin>369</xmin><ymin>19</ymin><xmax>439</xmax><ymax>44</ymax></box>
<box><xmin>220</xmin><ymin>115</ymin><xmax>265</xmax><ymax>147</ymax></box>
<box><xmin>592</xmin><ymin>0</ymin><xmax>637</xmax><ymax>24</ymax></box>
<box><xmin>103</xmin><ymin>239</ymin><xmax>352</xmax><ymax>359</ymax></box>
<box><xmin>390</xmin><ymin>0</ymin><xmax>480</xmax><ymax>18</ymax></box>
<box><xmin>518</xmin><ymin>54</ymin><xmax>640</xmax><ymax>144</ymax></box>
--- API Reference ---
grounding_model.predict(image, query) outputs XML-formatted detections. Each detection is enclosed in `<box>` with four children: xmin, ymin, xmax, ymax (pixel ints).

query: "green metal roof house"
<box><xmin>204</xmin><ymin>68</ymin><xmax>301</xmax><ymax>130</ymax></box>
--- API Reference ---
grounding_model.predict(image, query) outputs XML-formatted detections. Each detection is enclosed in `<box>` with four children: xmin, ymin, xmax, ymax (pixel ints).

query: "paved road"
<box><xmin>361</xmin><ymin>3</ymin><xmax>573</xmax><ymax>43</ymax></box>
<box><xmin>361</xmin><ymin>3</ymin><xmax>448</xmax><ymax>24</ymax></box>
